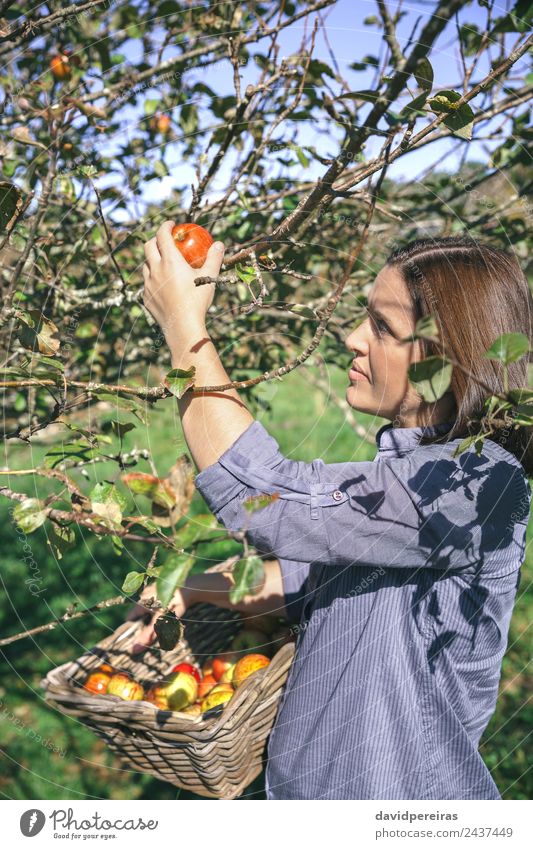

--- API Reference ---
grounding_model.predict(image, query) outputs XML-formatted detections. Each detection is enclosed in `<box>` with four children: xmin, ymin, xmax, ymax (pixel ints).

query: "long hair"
<box><xmin>385</xmin><ymin>235</ymin><xmax>533</xmax><ymax>476</ymax></box>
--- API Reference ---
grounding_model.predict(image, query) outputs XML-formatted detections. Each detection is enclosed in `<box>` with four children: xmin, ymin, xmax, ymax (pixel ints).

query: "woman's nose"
<box><xmin>344</xmin><ymin>318</ymin><xmax>370</xmax><ymax>354</ymax></box>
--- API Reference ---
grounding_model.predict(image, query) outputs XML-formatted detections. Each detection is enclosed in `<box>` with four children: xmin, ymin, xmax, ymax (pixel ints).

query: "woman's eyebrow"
<box><xmin>366</xmin><ymin>301</ymin><xmax>393</xmax><ymax>324</ymax></box>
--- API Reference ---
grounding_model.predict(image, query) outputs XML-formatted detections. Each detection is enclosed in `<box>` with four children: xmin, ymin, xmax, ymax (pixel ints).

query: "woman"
<box><xmin>132</xmin><ymin>225</ymin><xmax>532</xmax><ymax>800</ymax></box>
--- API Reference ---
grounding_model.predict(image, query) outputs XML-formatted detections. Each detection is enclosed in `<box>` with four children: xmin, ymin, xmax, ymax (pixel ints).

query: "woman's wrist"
<box><xmin>168</xmin><ymin>324</ymin><xmax>210</xmax><ymax>369</ymax></box>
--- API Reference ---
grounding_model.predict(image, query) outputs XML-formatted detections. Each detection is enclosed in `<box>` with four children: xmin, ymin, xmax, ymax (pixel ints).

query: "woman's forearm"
<box><xmin>169</xmin><ymin>327</ymin><xmax>254</xmax><ymax>471</ymax></box>
<box><xmin>183</xmin><ymin>559</ymin><xmax>289</xmax><ymax>621</ymax></box>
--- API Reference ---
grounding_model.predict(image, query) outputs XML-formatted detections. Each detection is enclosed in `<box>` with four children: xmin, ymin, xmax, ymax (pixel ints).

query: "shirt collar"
<box><xmin>375</xmin><ymin>420</ymin><xmax>455</xmax><ymax>455</ymax></box>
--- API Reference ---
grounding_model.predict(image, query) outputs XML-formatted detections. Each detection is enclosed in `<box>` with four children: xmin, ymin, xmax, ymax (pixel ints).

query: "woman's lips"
<box><xmin>348</xmin><ymin>368</ymin><xmax>369</xmax><ymax>382</ymax></box>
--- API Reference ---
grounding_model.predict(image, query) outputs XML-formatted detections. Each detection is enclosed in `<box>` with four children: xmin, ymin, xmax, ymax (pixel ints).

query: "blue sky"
<box><xmin>86</xmin><ymin>0</ymin><xmax>527</xmax><ymax>220</ymax></box>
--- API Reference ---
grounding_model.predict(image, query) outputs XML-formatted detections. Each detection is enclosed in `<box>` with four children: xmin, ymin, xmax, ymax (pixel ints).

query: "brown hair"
<box><xmin>385</xmin><ymin>234</ymin><xmax>533</xmax><ymax>476</ymax></box>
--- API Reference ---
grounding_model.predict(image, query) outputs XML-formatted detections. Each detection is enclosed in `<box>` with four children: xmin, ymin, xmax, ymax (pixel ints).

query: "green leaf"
<box><xmin>47</xmin><ymin>522</ymin><xmax>75</xmax><ymax>560</ymax></box>
<box><xmin>111</xmin><ymin>420</ymin><xmax>136</xmax><ymax>439</ymax></box>
<box><xmin>400</xmin><ymin>92</ymin><xmax>428</xmax><ymax>118</ymax></box>
<box><xmin>294</xmin><ymin>145</ymin><xmax>310</xmax><ymax>168</ymax></box>
<box><xmin>121</xmin><ymin>472</ymin><xmax>176</xmax><ymax>509</ymax></box>
<box><xmin>285</xmin><ymin>303</ymin><xmax>316</xmax><ymax>319</ymax></box>
<box><xmin>0</xmin><ymin>181</ymin><xmax>23</xmax><ymax>234</ymax></box>
<box><xmin>13</xmin><ymin>498</ymin><xmax>47</xmax><ymax>533</ymax></box>
<box><xmin>144</xmin><ymin>99</ymin><xmax>160</xmax><ymax>116</ymax></box>
<box><xmin>484</xmin><ymin>333</ymin><xmax>530</xmax><ymax>365</ymax></box>
<box><xmin>122</xmin><ymin>571</ymin><xmax>145</xmax><ymax>594</ymax></box>
<box><xmin>427</xmin><ymin>90</ymin><xmax>475</xmax><ymax>140</ymax></box>
<box><xmin>338</xmin><ymin>89</ymin><xmax>381</xmax><ymax>103</ymax></box>
<box><xmin>154</xmin><ymin>611</ymin><xmax>184</xmax><ymax>651</ymax></box>
<box><xmin>156</xmin><ymin>552</ymin><xmax>195</xmax><ymax>607</ymax></box>
<box><xmin>15</xmin><ymin>309</ymin><xmax>60</xmax><ymax>357</ymax></box>
<box><xmin>402</xmin><ymin>315</ymin><xmax>439</xmax><ymax>342</ymax></box>
<box><xmin>91</xmin><ymin>392</ymin><xmax>148</xmax><ymax>425</ymax></box>
<box><xmin>414</xmin><ymin>57</ymin><xmax>434</xmax><ymax>91</ymax></box>
<box><xmin>512</xmin><ymin>405</ymin><xmax>533</xmax><ymax>426</ymax></box>
<box><xmin>452</xmin><ymin>433</ymin><xmax>486</xmax><ymax>458</ymax></box>
<box><xmin>229</xmin><ymin>555</ymin><xmax>265</xmax><ymax>604</ymax></box>
<box><xmin>164</xmin><ymin>367</ymin><xmax>196</xmax><ymax>399</ymax></box>
<box><xmin>508</xmin><ymin>388</ymin><xmax>533</xmax><ymax>405</ymax></box>
<box><xmin>89</xmin><ymin>481</ymin><xmax>127</xmax><ymax>530</ymax></box>
<box><xmin>408</xmin><ymin>356</ymin><xmax>453</xmax><ymax>402</ymax></box>
<box><xmin>174</xmin><ymin>514</ymin><xmax>223</xmax><ymax>548</ymax></box>
<box><xmin>235</xmin><ymin>263</ymin><xmax>256</xmax><ymax>284</ymax></box>
<box><xmin>44</xmin><ymin>439</ymin><xmax>100</xmax><ymax>469</ymax></box>
<box><xmin>111</xmin><ymin>535</ymin><xmax>124</xmax><ymax>556</ymax></box>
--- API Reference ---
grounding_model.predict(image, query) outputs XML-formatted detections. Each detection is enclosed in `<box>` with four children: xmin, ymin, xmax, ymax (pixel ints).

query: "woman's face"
<box><xmin>344</xmin><ymin>264</ymin><xmax>432</xmax><ymax>425</ymax></box>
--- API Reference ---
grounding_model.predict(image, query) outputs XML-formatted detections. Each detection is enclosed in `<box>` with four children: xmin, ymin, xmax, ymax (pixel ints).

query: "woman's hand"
<box><xmin>142</xmin><ymin>220</ymin><xmax>226</xmax><ymax>352</ymax></box>
<box><xmin>127</xmin><ymin>581</ymin><xmax>193</xmax><ymax>654</ymax></box>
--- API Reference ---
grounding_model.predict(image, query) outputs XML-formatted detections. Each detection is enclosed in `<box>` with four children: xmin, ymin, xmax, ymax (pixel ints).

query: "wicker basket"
<box><xmin>42</xmin><ymin>601</ymin><xmax>295</xmax><ymax>799</ymax></box>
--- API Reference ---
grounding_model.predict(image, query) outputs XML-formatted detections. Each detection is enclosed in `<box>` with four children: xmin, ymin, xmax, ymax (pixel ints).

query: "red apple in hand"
<box><xmin>171</xmin><ymin>223</ymin><xmax>213</xmax><ymax>269</ymax></box>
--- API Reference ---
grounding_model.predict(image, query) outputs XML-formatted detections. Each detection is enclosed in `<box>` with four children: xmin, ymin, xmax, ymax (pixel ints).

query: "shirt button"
<box><xmin>332</xmin><ymin>490</ymin><xmax>343</xmax><ymax>501</ymax></box>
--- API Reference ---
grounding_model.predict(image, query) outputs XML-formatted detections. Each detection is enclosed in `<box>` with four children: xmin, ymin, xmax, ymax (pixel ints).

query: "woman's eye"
<box><xmin>370</xmin><ymin>314</ymin><xmax>389</xmax><ymax>335</ymax></box>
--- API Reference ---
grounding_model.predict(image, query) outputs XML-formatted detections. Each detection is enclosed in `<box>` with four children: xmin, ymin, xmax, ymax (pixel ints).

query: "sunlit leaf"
<box><xmin>163</xmin><ymin>367</ymin><xmax>196</xmax><ymax>399</ymax></box>
<box><xmin>122</xmin><ymin>571</ymin><xmax>145</xmax><ymax>594</ymax></box>
<box><xmin>15</xmin><ymin>309</ymin><xmax>60</xmax><ymax>356</ymax></box>
<box><xmin>229</xmin><ymin>555</ymin><xmax>265</xmax><ymax>604</ymax></box>
<box><xmin>408</xmin><ymin>356</ymin><xmax>453</xmax><ymax>402</ymax></box>
<box><xmin>121</xmin><ymin>472</ymin><xmax>176</xmax><ymax>509</ymax></box>
<box><xmin>484</xmin><ymin>333</ymin><xmax>530</xmax><ymax>365</ymax></box>
<box><xmin>156</xmin><ymin>552</ymin><xmax>195</xmax><ymax>607</ymax></box>
<box><xmin>13</xmin><ymin>498</ymin><xmax>46</xmax><ymax>533</ymax></box>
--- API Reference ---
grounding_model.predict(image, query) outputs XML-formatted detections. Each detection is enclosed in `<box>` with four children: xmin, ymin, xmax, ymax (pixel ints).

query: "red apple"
<box><xmin>197</xmin><ymin>674</ymin><xmax>217</xmax><ymax>699</ymax></box>
<box><xmin>107</xmin><ymin>672</ymin><xmax>144</xmax><ymax>701</ymax></box>
<box><xmin>232</xmin><ymin>654</ymin><xmax>270</xmax><ymax>689</ymax></box>
<box><xmin>83</xmin><ymin>670</ymin><xmax>111</xmax><ymax>695</ymax></box>
<box><xmin>212</xmin><ymin>652</ymin><xmax>237</xmax><ymax>682</ymax></box>
<box><xmin>171</xmin><ymin>662</ymin><xmax>201</xmax><ymax>683</ymax></box>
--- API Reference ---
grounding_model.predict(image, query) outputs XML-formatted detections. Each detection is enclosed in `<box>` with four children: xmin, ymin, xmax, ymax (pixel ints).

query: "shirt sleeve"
<box><xmin>194</xmin><ymin>420</ymin><xmax>529</xmax><ymax>573</ymax></box>
<box><xmin>277</xmin><ymin>557</ymin><xmax>311</xmax><ymax>625</ymax></box>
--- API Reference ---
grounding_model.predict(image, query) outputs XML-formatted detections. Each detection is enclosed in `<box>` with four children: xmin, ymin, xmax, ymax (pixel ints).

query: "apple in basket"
<box><xmin>200</xmin><ymin>682</ymin><xmax>234</xmax><ymax>713</ymax></box>
<box><xmin>212</xmin><ymin>652</ymin><xmax>237</xmax><ymax>682</ymax></box>
<box><xmin>145</xmin><ymin>683</ymin><xmax>170</xmax><ymax>710</ymax></box>
<box><xmin>107</xmin><ymin>672</ymin><xmax>144</xmax><ymax>701</ymax></box>
<box><xmin>197</xmin><ymin>674</ymin><xmax>217</xmax><ymax>700</ymax></box>
<box><xmin>164</xmin><ymin>671</ymin><xmax>198</xmax><ymax>711</ymax></box>
<box><xmin>231</xmin><ymin>628</ymin><xmax>271</xmax><ymax>655</ymax></box>
<box><xmin>232</xmin><ymin>654</ymin><xmax>270</xmax><ymax>689</ymax></box>
<box><xmin>171</xmin><ymin>662</ymin><xmax>201</xmax><ymax>683</ymax></box>
<box><xmin>83</xmin><ymin>669</ymin><xmax>112</xmax><ymax>695</ymax></box>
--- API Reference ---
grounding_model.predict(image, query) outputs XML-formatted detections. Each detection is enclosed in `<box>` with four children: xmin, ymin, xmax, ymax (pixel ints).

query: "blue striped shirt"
<box><xmin>194</xmin><ymin>419</ymin><xmax>531</xmax><ymax>799</ymax></box>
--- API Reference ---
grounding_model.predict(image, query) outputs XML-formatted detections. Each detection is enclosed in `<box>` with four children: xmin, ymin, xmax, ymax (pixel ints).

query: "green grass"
<box><xmin>0</xmin><ymin>366</ymin><xmax>531</xmax><ymax>799</ymax></box>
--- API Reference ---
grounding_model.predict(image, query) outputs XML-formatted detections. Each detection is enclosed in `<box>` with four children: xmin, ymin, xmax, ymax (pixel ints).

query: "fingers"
<box><xmin>144</xmin><ymin>236</ymin><xmax>161</xmax><ymax>270</ymax></box>
<box><xmin>156</xmin><ymin>220</ymin><xmax>178</xmax><ymax>258</ymax></box>
<box><xmin>132</xmin><ymin>609</ymin><xmax>163</xmax><ymax>654</ymax></box>
<box><xmin>199</xmin><ymin>240</ymin><xmax>225</xmax><ymax>277</ymax></box>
